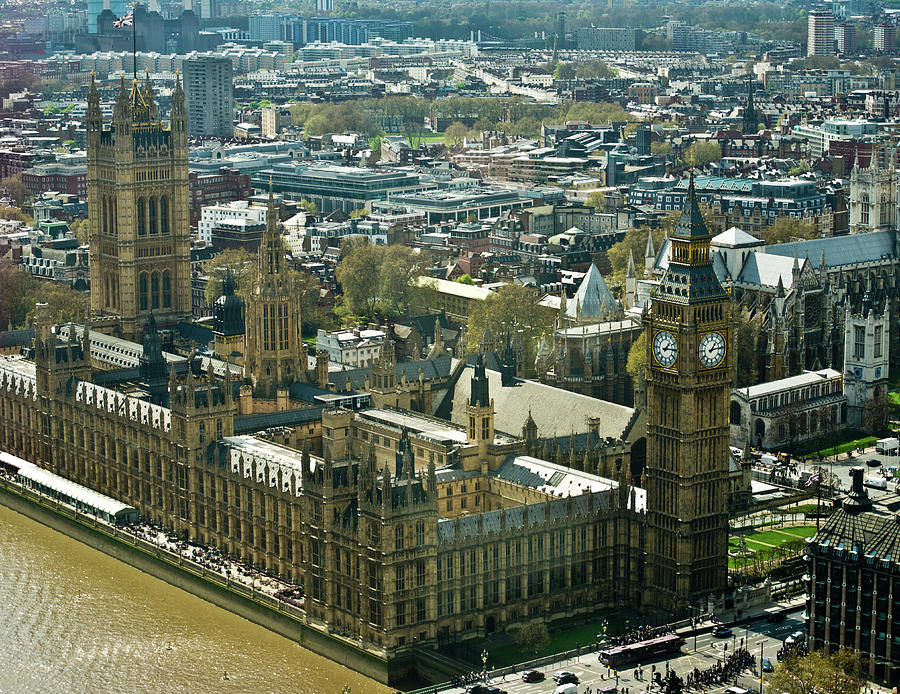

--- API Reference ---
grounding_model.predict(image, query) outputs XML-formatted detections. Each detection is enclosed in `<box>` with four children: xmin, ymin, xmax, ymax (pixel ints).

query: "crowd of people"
<box><xmin>124</xmin><ymin>522</ymin><xmax>296</xmax><ymax>600</ymax></box>
<box><xmin>681</xmin><ymin>647</ymin><xmax>755</xmax><ymax>690</ymax></box>
<box><xmin>602</xmin><ymin>622</ymin><xmax>677</xmax><ymax>649</ymax></box>
<box><xmin>776</xmin><ymin>640</ymin><xmax>808</xmax><ymax>662</ymax></box>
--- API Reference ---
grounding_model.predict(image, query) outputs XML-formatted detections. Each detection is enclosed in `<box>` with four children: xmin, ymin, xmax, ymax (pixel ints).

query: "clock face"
<box><xmin>653</xmin><ymin>330</ymin><xmax>678</xmax><ymax>368</ymax></box>
<box><xmin>699</xmin><ymin>331</ymin><xmax>727</xmax><ymax>369</ymax></box>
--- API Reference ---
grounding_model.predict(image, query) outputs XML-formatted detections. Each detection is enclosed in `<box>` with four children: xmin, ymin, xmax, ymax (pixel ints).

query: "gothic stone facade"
<box><xmin>0</xmin><ymin>322</ymin><xmax>644</xmax><ymax>671</ymax></box>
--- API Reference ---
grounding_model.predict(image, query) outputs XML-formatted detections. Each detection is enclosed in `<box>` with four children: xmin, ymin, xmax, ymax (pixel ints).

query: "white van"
<box><xmin>724</xmin><ymin>688</ymin><xmax>749</xmax><ymax>694</ymax></box>
<box><xmin>865</xmin><ymin>476</ymin><xmax>888</xmax><ymax>490</ymax></box>
<box><xmin>876</xmin><ymin>438</ymin><xmax>899</xmax><ymax>455</ymax></box>
<box><xmin>555</xmin><ymin>685</ymin><xmax>578</xmax><ymax>694</ymax></box>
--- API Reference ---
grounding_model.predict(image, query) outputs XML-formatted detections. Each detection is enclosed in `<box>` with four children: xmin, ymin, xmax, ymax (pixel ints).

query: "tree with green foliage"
<box><xmin>685</xmin><ymin>141</ymin><xmax>722</xmax><ymax>166</ymax></box>
<box><xmin>759</xmin><ymin>216</ymin><xmax>818</xmax><ymax>245</ymax></box>
<box><xmin>626</xmin><ymin>330</ymin><xmax>647</xmax><ymax>390</ymax></box>
<box><xmin>651</xmin><ymin>141</ymin><xmax>673</xmax><ymax>156</ymax></box>
<box><xmin>203</xmin><ymin>248</ymin><xmax>256</xmax><ymax>306</ymax></box>
<box><xmin>335</xmin><ymin>244</ymin><xmax>429</xmax><ymax>318</ymax></box>
<box><xmin>0</xmin><ymin>175</ymin><xmax>27</xmax><ymax>207</ymax></box>
<box><xmin>767</xmin><ymin>648</ymin><xmax>864</xmax><ymax>694</ymax></box>
<box><xmin>605</xmin><ymin>224</ymin><xmax>666</xmax><ymax>289</ymax></box>
<box><xmin>733</xmin><ymin>308</ymin><xmax>761</xmax><ymax>389</ymax></box>
<box><xmin>553</xmin><ymin>62</ymin><xmax>576</xmax><ymax>80</ymax></box>
<box><xmin>0</xmin><ymin>263</ymin><xmax>89</xmax><ymax>329</ymax></box>
<box><xmin>466</xmin><ymin>284</ymin><xmax>555</xmax><ymax>373</ymax></box>
<box><xmin>455</xmin><ymin>274</ymin><xmax>475</xmax><ymax>285</ymax></box>
<box><xmin>586</xmin><ymin>191</ymin><xmax>605</xmax><ymax>211</ymax></box>
<box><xmin>443</xmin><ymin>121</ymin><xmax>470</xmax><ymax>151</ymax></box>
<box><xmin>512</xmin><ymin>622</ymin><xmax>549</xmax><ymax>655</ymax></box>
<box><xmin>575</xmin><ymin>60</ymin><xmax>617</xmax><ymax>79</ymax></box>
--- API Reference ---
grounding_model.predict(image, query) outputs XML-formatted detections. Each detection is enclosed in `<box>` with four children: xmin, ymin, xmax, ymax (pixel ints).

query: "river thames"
<box><xmin>0</xmin><ymin>504</ymin><xmax>392</xmax><ymax>694</ymax></box>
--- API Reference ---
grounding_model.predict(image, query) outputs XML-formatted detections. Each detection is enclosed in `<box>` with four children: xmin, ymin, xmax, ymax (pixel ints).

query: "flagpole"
<box><xmin>132</xmin><ymin>2</ymin><xmax>137</xmax><ymax>80</ymax></box>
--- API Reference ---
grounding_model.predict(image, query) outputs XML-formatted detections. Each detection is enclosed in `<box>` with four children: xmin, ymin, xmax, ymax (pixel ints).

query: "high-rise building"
<box><xmin>86</xmin><ymin>73</ymin><xmax>192</xmax><ymax>342</ymax></box>
<box><xmin>183</xmin><ymin>56</ymin><xmax>234</xmax><ymax>139</ymax></box>
<box><xmin>808</xmin><ymin>6</ymin><xmax>835</xmax><ymax>57</ymax></box>
<box><xmin>644</xmin><ymin>172</ymin><xmax>733</xmax><ymax>614</ymax></box>
<box><xmin>88</xmin><ymin>0</ymin><xmax>125</xmax><ymax>33</ymax></box>
<box><xmin>315</xmin><ymin>0</ymin><xmax>333</xmax><ymax>12</ymax></box>
<box><xmin>874</xmin><ymin>24</ymin><xmax>896</xmax><ymax>53</ymax></box>
<box><xmin>834</xmin><ymin>23</ymin><xmax>856</xmax><ymax>54</ymax></box>
<box><xmin>574</xmin><ymin>27</ymin><xmax>636</xmax><ymax>51</ymax></box>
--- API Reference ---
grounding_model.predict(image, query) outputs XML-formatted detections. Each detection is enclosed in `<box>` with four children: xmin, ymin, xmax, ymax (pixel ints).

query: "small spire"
<box><xmin>626</xmin><ymin>248</ymin><xmax>636</xmax><ymax>278</ymax></box>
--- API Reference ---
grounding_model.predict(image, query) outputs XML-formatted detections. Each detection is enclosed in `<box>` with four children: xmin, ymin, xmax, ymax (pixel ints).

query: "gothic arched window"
<box><xmin>148</xmin><ymin>197</ymin><xmax>158</xmax><ymax>235</ymax></box>
<box><xmin>881</xmin><ymin>193</ymin><xmax>889</xmax><ymax>225</ymax></box>
<box><xmin>162</xmin><ymin>270</ymin><xmax>171</xmax><ymax>308</ymax></box>
<box><xmin>860</xmin><ymin>193</ymin><xmax>869</xmax><ymax>226</ymax></box>
<box><xmin>160</xmin><ymin>195</ymin><xmax>169</xmax><ymax>235</ymax></box>
<box><xmin>139</xmin><ymin>273</ymin><xmax>149</xmax><ymax>311</ymax></box>
<box><xmin>137</xmin><ymin>198</ymin><xmax>146</xmax><ymax>236</ymax></box>
<box><xmin>151</xmin><ymin>271</ymin><xmax>160</xmax><ymax>310</ymax></box>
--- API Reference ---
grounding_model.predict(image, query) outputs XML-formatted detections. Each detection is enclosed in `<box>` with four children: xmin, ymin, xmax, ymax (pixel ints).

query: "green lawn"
<box><xmin>889</xmin><ymin>392</ymin><xmax>900</xmax><ymax>406</ymax></box>
<box><xmin>452</xmin><ymin>613</ymin><xmax>625</xmax><ymax>667</ymax></box>
<box><xmin>795</xmin><ymin>434</ymin><xmax>878</xmax><ymax>456</ymax></box>
<box><xmin>729</xmin><ymin>525</ymin><xmax>814</xmax><ymax>569</ymax></box>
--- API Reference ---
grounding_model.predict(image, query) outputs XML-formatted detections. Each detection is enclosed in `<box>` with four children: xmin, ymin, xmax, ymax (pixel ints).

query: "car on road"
<box><xmin>712</xmin><ymin>625</ymin><xmax>733</xmax><ymax>637</ymax></box>
<box><xmin>522</xmin><ymin>670</ymin><xmax>545</xmax><ymax>682</ymax></box>
<box><xmin>485</xmin><ymin>687</ymin><xmax>507</xmax><ymax>694</ymax></box>
<box><xmin>765</xmin><ymin>611</ymin><xmax>786</xmax><ymax>623</ymax></box>
<box><xmin>761</xmin><ymin>657</ymin><xmax>774</xmax><ymax>673</ymax></box>
<box><xmin>867</xmin><ymin>458</ymin><xmax>881</xmax><ymax>467</ymax></box>
<box><xmin>552</xmin><ymin>671</ymin><xmax>579</xmax><ymax>684</ymax></box>
<box><xmin>464</xmin><ymin>685</ymin><xmax>490</xmax><ymax>694</ymax></box>
<box><xmin>784</xmin><ymin>630</ymin><xmax>806</xmax><ymax>647</ymax></box>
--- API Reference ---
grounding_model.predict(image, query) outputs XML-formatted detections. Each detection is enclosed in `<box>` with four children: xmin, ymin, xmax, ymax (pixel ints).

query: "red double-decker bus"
<box><xmin>599</xmin><ymin>634</ymin><xmax>684</xmax><ymax>667</ymax></box>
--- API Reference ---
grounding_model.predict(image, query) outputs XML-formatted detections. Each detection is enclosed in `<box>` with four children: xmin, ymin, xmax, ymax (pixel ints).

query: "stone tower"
<box><xmin>212</xmin><ymin>270</ymin><xmax>245</xmax><ymax>365</ymax></box>
<box><xmin>466</xmin><ymin>354</ymin><xmax>494</xmax><ymax>466</ymax></box>
<box><xmin>644</xmin><ymin>172</ymin><xmax>733</xmax><ymax>614</ymax></box>
<box><xmin>244</xmin><ymin>190</ymin><xmax>305</xmax><ymax>402</ymax></box>
<box><xmin>849</xmin><ymin>148</ymin><xmax>896</xmax><ymax>234</ymax></box>
<box><xmin>843</xmin><ymin>286</ymin><xmax>890</xmax><ymax>430</ymax></box>
<box><xmin>86</xmin><ymin>72</ymin><xmax>191</xmax><ymax>342</ymax></box>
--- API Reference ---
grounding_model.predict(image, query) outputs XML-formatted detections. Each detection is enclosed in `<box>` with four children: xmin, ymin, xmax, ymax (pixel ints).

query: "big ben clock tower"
<box><xmin>645</xmin><ymin>172</ymin><xmax>732</xmax><ymax>614</ymax></box>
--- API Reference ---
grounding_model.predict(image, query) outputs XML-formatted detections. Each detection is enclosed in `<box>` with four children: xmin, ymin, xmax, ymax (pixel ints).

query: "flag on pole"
<box><xmin>114</xmin><ymin>11</ymin><xmax>133</xmax><ymax>27</ymax></box>
<box><xmin>806</xmin><ymin>470</ymin><xmax>821</xmax><ymax>487</ymax></box>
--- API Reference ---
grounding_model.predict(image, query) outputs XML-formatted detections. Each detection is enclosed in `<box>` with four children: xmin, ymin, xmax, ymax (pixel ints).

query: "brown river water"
<box><xmin>0</xmin><ymin>504</ymin><xmax>391</xmax><ymax>694</ymax></box>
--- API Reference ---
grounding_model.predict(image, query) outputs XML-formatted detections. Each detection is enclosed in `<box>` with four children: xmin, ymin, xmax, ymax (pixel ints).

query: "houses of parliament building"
<box><xmin>0</xmin><ymin>75</ymin><xmax>735</xmax><ymax>683</ymax></box>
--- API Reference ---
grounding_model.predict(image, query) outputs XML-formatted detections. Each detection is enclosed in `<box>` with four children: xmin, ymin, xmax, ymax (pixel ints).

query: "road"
<box><xmin>447</xmin><ymin>607</ymin><xmax>806</xmax><ymax>694</ymax></box>
<box><xmin>796</xmin><ymin>449</ymin><xmax>899</xmax><ymax>504</ymax></box>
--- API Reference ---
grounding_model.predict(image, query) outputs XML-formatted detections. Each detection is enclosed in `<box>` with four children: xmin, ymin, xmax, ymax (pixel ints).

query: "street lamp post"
<box><xmin>481</xmin><ymin>649</ymin><xmax>489</xmax><ymax>682</ymax></box>
<box><xmin>759</xmin><ymin>641</ymin><xmax>765</xmax><ymax>694</ymax></box>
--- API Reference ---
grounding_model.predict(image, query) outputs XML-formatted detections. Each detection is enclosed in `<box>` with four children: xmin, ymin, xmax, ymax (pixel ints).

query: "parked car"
<box><xmin>465</xmin><ymin>686</ymin><xmax>490</xmax><ymax>694</ymax></box>
<box><xmin>765</xmin><ymin>612</ymin><xmax>786</xmax><ymax>623</ymax></box>
<box><xmin>713</xmin><ymin>625</ymin><xmax>733</xmax><ymax>637</ymax></box>
<box><xmin>522</xmin><ymin>670</ymin><xmax>545</xmax><ymax>682</ymax></box>
<box><xmin>552</xmin><ymin>671</ymin><xmax>579</xmax><ymax>684</ymax></box>
<box><xmin>485</xmin><ymin>687</ymin><xmax>507</xmax><ymax>694</ymax></box>
<box><xmin>761</xmin><ymin>657</ymin><xmax>773</xmax><ymax>673</ymax></box>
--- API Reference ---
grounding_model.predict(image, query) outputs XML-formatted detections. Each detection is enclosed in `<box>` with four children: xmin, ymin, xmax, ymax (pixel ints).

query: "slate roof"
<box><xmin>762</xmin><ymin>230</ymin><xmax>897</xmax><ymax>268</ymax></box>
<box><xmin>325</xmin><ymin>355</ymin><xmax>456</xmax><ymax>392</ymax></box>
<box><xmin>233</xmin><ymin>406</ymin><xmax>324</xmax><ymax>435</ymax></box>
<box><xmin>435</xmin><ymin>491</ymin><xmax>616</xmax><ymax>543</ymax></box>
<box><xmin>0</xmin><ymin>329</ymin><xmax>34</xmax><ymax>349</ymax></box>
<box><xmin>565</xmin><ymin>263</ymin><xmax>617</xmax><ymax>320</ymax></box>
<box><xmin>448</xmin><ymin>365</ymin><xmax>634</xmax><ymax>439</ymax></box>
<box><xmin>736</xmin><ymin>252</ymin><xmax>800</xmax><ymax>289</ymax></box>
<box><xmin>494</xmin><ymin>454</ymin><xmax>617</xmax><ymax>497</ymax></box>
<box><xmin>712</xmin><ymin>226</ymin><xmax>763</xmax><ymax>248</ymax></box>
<box><xmin>812</xmin><ymin>502</ymin><xmax>900</xmax><ymax>565</ymax></box>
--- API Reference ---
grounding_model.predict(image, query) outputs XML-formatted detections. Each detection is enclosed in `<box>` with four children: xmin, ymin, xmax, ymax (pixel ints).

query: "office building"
<box><xmin>183</xmin><ymin>55</ymin><xmax>234</xmax><ymax>139</ymax></box>
<box><xmin>88</xmin><ymin>0</ymin><xmax>125</xmax><ymax>33</ymax></box>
